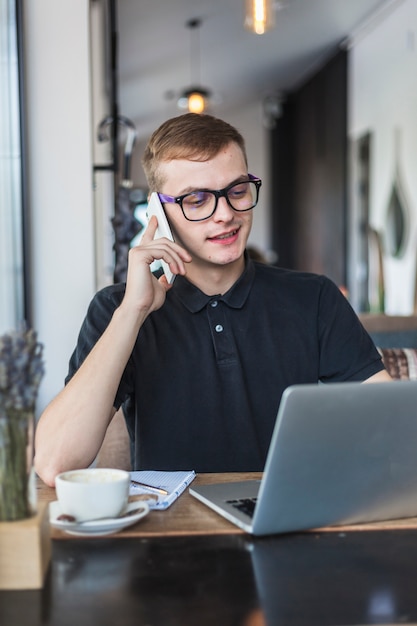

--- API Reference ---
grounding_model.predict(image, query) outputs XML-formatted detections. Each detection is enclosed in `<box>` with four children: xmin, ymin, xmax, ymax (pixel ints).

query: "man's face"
<box><xmin>158</xmin><ymin>142</ymin><xmax>253</xmax><ymax>273</ymax></box>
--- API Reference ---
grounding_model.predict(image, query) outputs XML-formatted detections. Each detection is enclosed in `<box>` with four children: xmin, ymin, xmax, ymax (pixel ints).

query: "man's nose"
<box><xmin>213</xmin><ymin>194</ymin><xmax>234</xmax><ymax>221</ymax></box>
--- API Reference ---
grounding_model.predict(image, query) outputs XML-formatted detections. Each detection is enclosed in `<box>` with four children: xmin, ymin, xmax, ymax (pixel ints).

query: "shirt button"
<box><xmin>210</xmin><ymin>300</ymin><xmax>218</xmax><ymax>307</ymax></box>
<box><xmin>215</xmin><ymin>324</ymin><xmax>223</xmax><ymax>333</ymax></box>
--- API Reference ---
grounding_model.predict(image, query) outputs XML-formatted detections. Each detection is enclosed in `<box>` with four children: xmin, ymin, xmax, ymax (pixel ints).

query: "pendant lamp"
<box><xmin>244</xmin><ymin>0</ymin><xmax>275</xmax><ymax>35</ymax></box>
<box><xmin>177</xmin><ymin>18</ymin><xmax>211</xmax><ymax>114</ymax></box>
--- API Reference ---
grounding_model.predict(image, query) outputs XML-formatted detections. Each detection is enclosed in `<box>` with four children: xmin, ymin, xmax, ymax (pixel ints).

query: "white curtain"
<box><xmin>0</xmin><ymin>0</ymin><xmax>24</xmax><ymax>331</ymax></box>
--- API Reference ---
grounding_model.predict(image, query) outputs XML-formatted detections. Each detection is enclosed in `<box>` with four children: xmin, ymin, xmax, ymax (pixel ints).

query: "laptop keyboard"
<box><xmin>226</xmin><ymin>497</ymin><xmax>258</xmax><ymax>518</ymax></box>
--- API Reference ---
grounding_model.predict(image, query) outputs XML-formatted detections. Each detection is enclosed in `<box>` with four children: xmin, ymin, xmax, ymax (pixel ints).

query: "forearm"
<box><xmin>35</xmin><ymin>221</ymin><xmax>191</xmax><ymax>487</ymax></box>
<box><xmin>34</xmin><ymin>305</ymin><xmax>145</xmax><ymax>486</ymax></box>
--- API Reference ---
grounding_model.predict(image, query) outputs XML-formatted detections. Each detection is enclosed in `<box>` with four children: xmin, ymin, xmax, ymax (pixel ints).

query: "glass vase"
<box><xmin>0</xmin><ymin>408</ymin><xmax>35</xmax><ymax>521</ymax></box>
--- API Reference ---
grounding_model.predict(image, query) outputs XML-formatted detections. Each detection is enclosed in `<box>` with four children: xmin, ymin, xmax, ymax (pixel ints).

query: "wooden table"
<box><xmin>37</xmin><ymin>471</ymin><xmax>417</xmax><ymax>538</ymax></box>
<box><xmin>37</xmin><ymin>472</ymin><xmax>261</xmax><ymax>538</ymax></box>
<box><xmin>3</xmin><ymin>473</ymin><xmax>417</xmax><ymax>625</ymax></box>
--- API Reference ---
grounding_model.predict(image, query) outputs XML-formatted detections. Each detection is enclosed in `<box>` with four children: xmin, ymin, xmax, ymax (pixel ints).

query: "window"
<box><xmin>0</xmin><ymin>0</ymin><xmax>26</xmax><ymax>330</ymax></box>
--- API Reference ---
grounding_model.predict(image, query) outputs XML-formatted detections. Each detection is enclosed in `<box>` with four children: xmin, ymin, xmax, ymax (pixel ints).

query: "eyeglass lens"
<box><xmin>182</xmin><ymin>180</ymin><xmax>259</xmax><ymax>221</ymax></box>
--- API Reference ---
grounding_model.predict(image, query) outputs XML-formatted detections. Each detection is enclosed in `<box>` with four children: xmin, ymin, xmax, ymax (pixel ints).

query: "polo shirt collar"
<box><xmin>174</xmin><ymin>255</ymin><xmax>255</xmax><ymax>313</ymax></box>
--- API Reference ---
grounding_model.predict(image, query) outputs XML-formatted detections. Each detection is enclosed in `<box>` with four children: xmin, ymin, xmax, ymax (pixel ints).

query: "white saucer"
<box><xmin>49</xmin><ymin>500</ymin><xmax>149</xmax><ymax>536</ymax></box>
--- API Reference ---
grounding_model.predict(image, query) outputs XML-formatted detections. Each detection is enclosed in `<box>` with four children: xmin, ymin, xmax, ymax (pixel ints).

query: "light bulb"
<box><xmin>187</xmin><ymin>92</ymin><xmax>206</xmax><ymax>114</ymax></box>
<box><xmin>245</xmin><ymin>0</ymin><xmax>275</xmax><ymax>35</ymax></box>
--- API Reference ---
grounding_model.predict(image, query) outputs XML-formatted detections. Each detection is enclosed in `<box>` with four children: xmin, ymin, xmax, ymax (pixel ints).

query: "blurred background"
<box><xmin>1</xmin><ymin>0</ymin><xmax>416</xmax><ymax>412</ymax></box>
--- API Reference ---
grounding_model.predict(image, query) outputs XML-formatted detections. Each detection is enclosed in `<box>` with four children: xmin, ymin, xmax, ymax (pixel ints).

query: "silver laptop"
<box><xmin>190</xmin><ymin>380</ymin><xmax>417</xmax><ymax>535</ymax></box>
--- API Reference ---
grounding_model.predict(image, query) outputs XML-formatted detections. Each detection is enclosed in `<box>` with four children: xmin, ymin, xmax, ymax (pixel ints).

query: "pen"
<box><xmin>130</xmin><ymin>480</ymin><xmax>169</xmax><ymax>496</ymax></box>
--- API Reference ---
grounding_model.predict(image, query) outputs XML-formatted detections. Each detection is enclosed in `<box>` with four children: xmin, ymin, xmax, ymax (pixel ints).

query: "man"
<box><xmin>35</xmin><ymin>113</ymin><xmax>390</xmax><ymax>487</ymax></box>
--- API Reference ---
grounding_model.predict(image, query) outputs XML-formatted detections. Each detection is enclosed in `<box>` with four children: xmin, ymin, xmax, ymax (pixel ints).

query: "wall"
<box><xmin>23</xmin><ymin>0</ymin><xmax>96</xmax><ymax>415</ymax></box>
<box><xmin>348</xmin><ymin>0</ymin><xmax>417</xmax><ymax>314</ymax></box>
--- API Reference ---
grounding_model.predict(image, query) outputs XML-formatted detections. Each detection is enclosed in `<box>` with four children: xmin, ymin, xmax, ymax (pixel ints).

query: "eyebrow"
<box><xmin>174</xmin><ymin>175</ymin><xmax>250</xmax><ymax>197</ymax></box>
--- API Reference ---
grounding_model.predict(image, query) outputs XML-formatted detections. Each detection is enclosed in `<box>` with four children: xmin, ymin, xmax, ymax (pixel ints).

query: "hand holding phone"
<box><xmin>146</xmin><ymin>192</ymin><xmax>176</xmax><ymax>284</ymax></box>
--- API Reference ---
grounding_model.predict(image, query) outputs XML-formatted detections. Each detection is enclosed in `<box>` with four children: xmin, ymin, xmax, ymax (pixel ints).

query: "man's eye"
<box><xmin>183</xmin><ymin>192</ymin><xmax>210</xmax><ymax>208</ymax></box>
<box><xmin>229</xmin><ymin>183</ymin><xmax>248</xmax><ymax>198</ymax></box>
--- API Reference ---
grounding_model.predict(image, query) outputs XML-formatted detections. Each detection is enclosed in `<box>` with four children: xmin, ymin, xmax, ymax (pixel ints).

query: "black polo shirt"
<box><xmin>67</xmin><ymin>259</ymin><xmax>384</xmax><ymax>472</ymax></box>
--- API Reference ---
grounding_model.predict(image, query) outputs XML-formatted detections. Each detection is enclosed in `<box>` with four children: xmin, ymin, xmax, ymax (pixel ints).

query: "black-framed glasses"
<box><xmin>158</xmin><ymin>173</ymin><xmax>262</xmax><ymax>222</ymax></box>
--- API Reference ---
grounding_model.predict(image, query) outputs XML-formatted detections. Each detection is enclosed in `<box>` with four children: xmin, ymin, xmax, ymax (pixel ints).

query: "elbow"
<box><xmin>34</xmin><ymin>453</ymin><xmax>60</xmax><ymax>487</ymax></box>
<box><xmin>34</xmin><ymin>427</ymin><xmax>60</xmax><ymax>486</ymax></box>
<box><xmin>34</xmin><ymin>440</ymin><xmax>96</xmax><ymax>487</ymax></box>
<box><xmin>34</xmin><ymin>434</ymin><xmax>73</xmax><ymax>487</ymax></box>
<box><xmin>34</xmin><ymin>412</ymin><xmax>73</xmax><ymax>486</ymax></box>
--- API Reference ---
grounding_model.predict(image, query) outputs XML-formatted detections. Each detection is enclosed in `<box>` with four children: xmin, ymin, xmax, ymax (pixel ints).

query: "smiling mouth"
<box><xmin>209</xmin><ymin>228</ymin><xmax>239</xmax><ymax>241</ymax></box>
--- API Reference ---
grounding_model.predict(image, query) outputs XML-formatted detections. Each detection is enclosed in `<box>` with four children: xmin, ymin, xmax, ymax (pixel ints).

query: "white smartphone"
<box><xmin>146</xmin><ymin>191</ymin><xmax>176</xmax><ymax>284</ymax></box>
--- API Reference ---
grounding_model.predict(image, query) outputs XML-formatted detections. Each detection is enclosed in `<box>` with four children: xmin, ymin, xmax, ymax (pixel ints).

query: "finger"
<box><xmin>159</xmin><ymin>273</ymin><xmax>172</xmax><ymax>290</ymax></box>
<box><xmin>151</xmin><ymin>246</ymin><xmax>189</xmax><ymax>276</ymax></box>
<box><xmin>140</xmin><ymin>216</ymin><xmax>158</xmax><ymax>243</ymax></box>
<box><xmin>129</xmin><ymin>240</ymin><xmax>185</xmax><ymax>280</ymax></box>
<box><xmin>140</xmin><ymin>218</ymin><xmax>192</xmax><ymax>265</ymax></box>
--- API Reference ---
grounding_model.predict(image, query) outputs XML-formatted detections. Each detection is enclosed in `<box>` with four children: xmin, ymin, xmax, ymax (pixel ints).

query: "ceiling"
<box><xmin>117</xmin><ymin>0</ymin><xmax>392</xmax><ymax>143</ymax></box>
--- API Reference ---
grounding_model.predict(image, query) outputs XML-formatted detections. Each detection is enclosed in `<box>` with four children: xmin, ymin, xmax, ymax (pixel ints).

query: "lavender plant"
<box><xmin>0</xmin><ymin>326</ymin><xmax>45</xmax><ymax>520</ymax></box>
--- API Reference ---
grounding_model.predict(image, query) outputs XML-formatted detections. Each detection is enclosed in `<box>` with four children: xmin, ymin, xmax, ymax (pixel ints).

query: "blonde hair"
<box><xmin>142</xmin><ymin>113</ymin><xmax>248</xmax><ymax>191</ymax></box>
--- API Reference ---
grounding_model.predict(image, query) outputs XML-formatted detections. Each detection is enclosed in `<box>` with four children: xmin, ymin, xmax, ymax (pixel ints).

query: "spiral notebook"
<box><xmin>129</xmin><ymin>469</ymin><xmax>196</xmax><ymax>510</ymax></box>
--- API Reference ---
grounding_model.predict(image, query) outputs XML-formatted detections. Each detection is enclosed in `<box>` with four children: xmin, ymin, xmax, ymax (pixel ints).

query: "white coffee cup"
<box><xmin>55</xmin><ymin>468</ymin><xmax>130</xmax><ymax>522</ymax></box>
